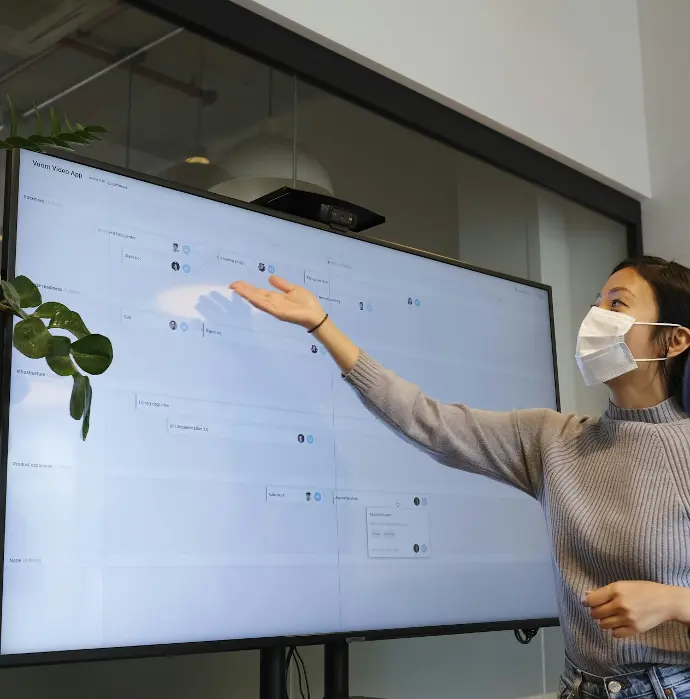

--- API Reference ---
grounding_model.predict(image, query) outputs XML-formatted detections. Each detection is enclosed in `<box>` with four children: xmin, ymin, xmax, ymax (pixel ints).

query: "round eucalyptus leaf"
<box><xmin>45</xmin><ymin>335</ymin><xmax>74</xmax><ymax>377</ymax></box>
<box><xmin>33</xmin><ymin>301</ymin><xmax>68</xmax><ymax>320</ymax></box>
<box><xmin>48</xmin><ymin>335</ymin><xmax>71</xmax><ymax>356</ymax></box>
<box><xmin>13</xmin><ymin>317</ymin><xmax>50</xmax><ymax>359</ymax></box>
<box><xmin>49</xmin><ymin>308</ymin><xmax>89</xmax><ymax>339</ymax></box>
<box><xmin>46</xmin><ymin>354</ymin><xmax>76</xmax><ymax>377</ymax></box>
<box><xmin>71</xmin><ymin>334</ymin><xmax>113</xmax><ymax>375</ymax></box>
<box><xmin>12</xmin><ymin>276</ymin><xmax>42</xmax><ymax>308</ymax></box>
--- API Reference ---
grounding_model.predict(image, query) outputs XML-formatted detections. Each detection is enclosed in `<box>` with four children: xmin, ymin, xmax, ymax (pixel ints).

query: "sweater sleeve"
<box><xmin>344</xmin><ymin>352</ymin><xmax>573</xmax><ymax>498</ymax></box>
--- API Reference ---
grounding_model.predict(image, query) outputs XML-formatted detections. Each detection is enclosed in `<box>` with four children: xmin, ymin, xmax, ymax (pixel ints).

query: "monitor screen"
<box><xmin>0</xmin><ymin>150</ymin><xmax>559</xmax><ymax>662</ymax></box>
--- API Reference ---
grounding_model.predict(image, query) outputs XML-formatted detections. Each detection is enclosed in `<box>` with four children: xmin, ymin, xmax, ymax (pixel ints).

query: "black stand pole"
<box><xmin>324</xmin><ymin>640</ymin><xmax>349</xmax><ymax>699</ymax></box>
<box><xmin>260</xmin><ymin>646</ymin><xmax>286</xmax><ymax>699</ymax></box>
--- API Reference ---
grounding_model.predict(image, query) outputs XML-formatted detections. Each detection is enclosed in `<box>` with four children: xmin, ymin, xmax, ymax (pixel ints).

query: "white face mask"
<box><xmin>575</xmin><ymin>306</ymin><xmax>681</xmax><ymax>387</ymax></box>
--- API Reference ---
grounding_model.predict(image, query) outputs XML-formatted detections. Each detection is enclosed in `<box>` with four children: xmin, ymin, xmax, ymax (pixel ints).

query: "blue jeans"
<box><xmin>560</xmin><ymin>657</ymin><xmax>690</xmax><ymax>698</ymax></box>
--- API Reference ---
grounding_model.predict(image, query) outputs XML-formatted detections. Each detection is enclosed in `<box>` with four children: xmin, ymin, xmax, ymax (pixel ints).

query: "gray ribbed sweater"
<box><xmin>345</xmin><ymin>352</ymin><xmax>690</xmax><ymax>674</ymax></box>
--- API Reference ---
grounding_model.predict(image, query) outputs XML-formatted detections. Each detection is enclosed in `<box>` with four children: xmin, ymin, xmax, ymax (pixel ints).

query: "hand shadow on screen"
<box><xmin>195</xmin><ymin>289</ymin><xmax>253</xmax><ymax>329</ymax></box>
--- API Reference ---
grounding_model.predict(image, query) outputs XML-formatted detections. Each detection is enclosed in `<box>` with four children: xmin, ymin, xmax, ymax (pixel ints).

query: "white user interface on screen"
<box><xmin>0</xmin><ymin>151</ymin><xmax>558</xmax><ymax>656</ymax></box>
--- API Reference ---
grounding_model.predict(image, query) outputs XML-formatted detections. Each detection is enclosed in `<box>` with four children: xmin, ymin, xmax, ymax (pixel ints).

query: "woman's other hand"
<box><xmin>230</xmin><ymin>275</ymin><xmax>325</xmax><ymax>330</ymax></box>
<box><xmin>584</xmin><ymin>581</ymin><xmax>690</xmax><ymax>638</ymax></box>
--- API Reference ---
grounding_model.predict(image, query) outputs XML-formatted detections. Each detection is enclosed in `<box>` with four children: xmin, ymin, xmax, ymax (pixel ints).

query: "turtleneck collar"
<box><xmin>605</xmin><ymin>398</ymin><xmax>688</xmax><ymax>424</ymax></box>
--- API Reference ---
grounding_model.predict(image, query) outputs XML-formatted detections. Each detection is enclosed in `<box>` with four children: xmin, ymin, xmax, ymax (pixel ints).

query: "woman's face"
<box><xmin>596</xmin><ymin>267</ymin><xmax>659</xmax><ymax>362</ymax></box>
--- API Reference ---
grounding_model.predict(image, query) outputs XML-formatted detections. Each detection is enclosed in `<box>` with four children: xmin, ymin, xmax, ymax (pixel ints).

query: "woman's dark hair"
<box><xmin>613</xmin><ymin>255</ymin><xmax>690</xmax><ymax>407</ymax></box>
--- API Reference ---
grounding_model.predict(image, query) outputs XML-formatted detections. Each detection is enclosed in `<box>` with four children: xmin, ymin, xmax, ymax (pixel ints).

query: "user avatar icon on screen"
<box><xmin>169</xmin><ymin>320</ymin><xmax>177</xmax><ymax>331</ymax></box>
<box><xmin>311</xmin><ymin>345</ymin><xmax>318</xmax><ymax>354</ymax></box>
<box><xmin>172</xmin><ymin>261</ymin><xmax>180</xmax><ymax>271</ymax></box>
<box><xmin>414</xmin><ymin>497</ymin><xmax>420</xmax><ymax>506</ymax></box>
<box><xmin>258</xmin><ymin>262</ymin><xmax>266</xmax><ymax>272</ymax></box>
<box><xmin>305</xmin><ymin>492</ymin><xmax>312</xmax><ymax>502</ymax></box>
<box><xmin>172</xmin><ymin>243</ymin><xmax>179</xmax><ymax>253</ymax></box>
<box><xmin>408</xmin><ymin>297</ymin><xmax>413</xmax><ymax>305</ymax></box>
<box><xmin>297</xmin><ymin>434</ymin><xmax>305</xmax><ymax>443</ymax></box>
<box><xmin>413</xmin><ymin>544</ymin><xmax>420</xmax><ymax>553</ymax></box>
<box><xmin>359</xmin><ymin>301</ymin><xmax>364</xmax><ymax>311</ymax></box>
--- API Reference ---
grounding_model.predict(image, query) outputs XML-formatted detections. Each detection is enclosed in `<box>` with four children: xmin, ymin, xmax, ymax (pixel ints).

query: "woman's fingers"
<box><xmin>229</xmin><ymin>280</ymin><xmax>255</xmax><ymax>298</ymax></box>
<box><xmin>231</xmin><ymin>282</ymin><xmax>275</xmax><ymax>310</ymax></box>
<box><xmin>597</xmin><ymin>615</ymin><xmax>626</xmax><ymax>630</ymax></box>
<box><xmin>230</xmin><ymin>281</ymin><xmax>296</xmax><ymax>319</ymax></box>
<box><xmin>269</xmin><ymin>275</ymin><xmax>295</xmax><ymax>293</ymax></box>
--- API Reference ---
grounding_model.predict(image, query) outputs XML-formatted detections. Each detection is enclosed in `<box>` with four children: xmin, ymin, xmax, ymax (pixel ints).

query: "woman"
<box><xmin>231</xmin><ymin>255</ymin><xmax>690</xmax><ymax>698</ymax></box>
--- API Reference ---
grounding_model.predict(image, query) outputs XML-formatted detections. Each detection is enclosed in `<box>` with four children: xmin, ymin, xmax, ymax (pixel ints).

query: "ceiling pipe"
<box><xmin>22</xmin><ymin>27</ymin><xmax>185</xmax><ymax>117</ymax></box>
<box><xmin>59</xmin><ymin>36</ymin><xmax>217</xmax><ymax>104</ymax></box>
<box><xmin>0</xmin><ymin>3</ymin><xmax>123</xmax><ymax>88</ymax></box>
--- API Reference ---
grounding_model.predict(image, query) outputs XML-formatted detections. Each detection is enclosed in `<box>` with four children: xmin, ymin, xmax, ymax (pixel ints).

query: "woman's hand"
<box><xmin>230</xmin><ymin>275</ymin><xmax>325</xmax><ymax>330</ymax></box>
<box><xmin>229</xmin><ymin>275</ymin><xmax>361</xmax><ymax>372</ymax></box>
<box><xmin>584</xmin><ymin>582</ymin><xmax>690</xmax><ymax>638</ymax></box>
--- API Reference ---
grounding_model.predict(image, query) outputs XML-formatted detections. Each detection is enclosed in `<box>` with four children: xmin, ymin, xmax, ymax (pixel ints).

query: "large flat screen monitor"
<box><xmin>0</xmin><ymin>149</ymin><xmax>559</xmax><ymax>665</ymax></box>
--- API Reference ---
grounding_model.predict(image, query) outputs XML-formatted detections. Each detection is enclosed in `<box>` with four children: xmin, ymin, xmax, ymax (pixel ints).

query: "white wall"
<box><xmin>231</xmin><ymin>0</ymin><xmax>650</xmax><ymax>197</ymax></box>
<box><xmin>638</xmin><ymin>0</ymin><xmax>690</xmax><ymax>262</ymax></box>
<box><xmin>455</xmin><ymin>165</ymin><xmax>626</xmax><ymax>418</ymax></box>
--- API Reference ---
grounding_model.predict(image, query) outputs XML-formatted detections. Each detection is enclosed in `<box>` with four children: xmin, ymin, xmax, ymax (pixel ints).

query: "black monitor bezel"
<box><xmin>0</xmin><ymin>148</ymin><xmax>560</xmax><ymax>668</ymax></box>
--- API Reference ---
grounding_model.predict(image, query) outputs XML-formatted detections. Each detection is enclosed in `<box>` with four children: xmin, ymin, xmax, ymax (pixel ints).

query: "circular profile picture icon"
<box><xmin>169</xmin><ymin>320</ymin><xmax>177</xmax><ymax>331</ymax></box>
<box><xmin>359</xmin><ymin>301</ymin><xmax>364</xmax><ymax>311</ymax></box>
<box><xmin>297</xmin><ymin>434</ymin><xmax>305</xmax><ymax>443</ymax></box>
<box><xmin>311</xmin><ymin>345</ymin><xmax>318</xmax><ymax>354</ymax></box>
<box><xmin>258</xmin><ymin>262</ymin><xmax>266</xmax><ymax>272</ymax></box>
<box><xmin>171</xmin><ymin>261</ymin><xmax>180</xmax><ymax>272</ymax></box>
<box><xmin>172</xmin><ymin>243</ymin><xmax>179</xmax><ymax>253</ymax></box>
<box><xmin>414</xmin><ymin>497</ymin><xmax>420</xmax><ymax>507</ymax></box>
<box><xmin>407</xmin><ymin>297</ymin><xmax>413</xmax><ymax>305</ymax></box>
<box><xmin>413</xmin><ymin>544</ymin><xmax>420</xmax><ymax>553</ymax></box>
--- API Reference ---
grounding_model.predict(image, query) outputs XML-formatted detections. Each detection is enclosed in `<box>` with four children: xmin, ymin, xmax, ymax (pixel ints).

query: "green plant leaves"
<box><xmin>49</xmin><ymin>107</ymin><xmax>61</xmax><ymax>138</ymax></box>
<box><xmin>82</xmin><ymin>377</ymin><xmax>92</xmax><ymax>441</ymax></box>
<box><xmin>70</xmin><ymin>373</ymin><xmax>87</xmax><ymax>419</ymax></box>
<box><xmin>11</xmin><ymin>275</ymin><xmax>42</xmax><ymax>308</ymax></box>
<box><xmin>0</xmin><ymin>96</ymin><xmax>108</xmax><ymax>155</ymax></box>
<box><xmin>33</xmin><ymin>301</ymin><xmax>68</xmax><ymax>320</ymax></box>
<box><xmin>48</xmin><ymin>307</ymin><xmax>89</xmax><ymax>339</ymax></box>
<box><xmin>13</xmin><ymin>317</ymin><xmax>51</xmax><ymax>358</ymax></box>
<box><xmin>59</xmin><ymin>132</ymin><xmax>89</xmax><ymax>145</ymax></box>
<box><xmin>0</xmin><ymin>97</ymin><xmax>112</xmax><ymax>440</ymax></box>
<box><xmin>1</xmin><ymin>279</ymin><xmax>21</xmax><ymax>311</ymax></box>
<box><xmin>71</xmin><ymin>334</ymin><xmax>113</xmax><ymax>375</ymax></box>
<box><xmin>11</xmin><ymin>293</ymin><xmax>111</xmax><ymax>442</ymax></box>
<box><xmin>70</xmin><ymin>373</ymin><xmax>93</xmax><ymax>440</ymax></box>
<box><xmin>45</xmin><ymin>335</ymin><xmax>75</xmax><ymax>377</ymax></box>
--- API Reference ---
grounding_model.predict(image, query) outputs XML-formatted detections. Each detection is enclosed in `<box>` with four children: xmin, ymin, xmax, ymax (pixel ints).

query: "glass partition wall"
<box><xmin>0</xmin><ymin>2</ymin><xmax>629</xmax><ymax>697</ymax></box>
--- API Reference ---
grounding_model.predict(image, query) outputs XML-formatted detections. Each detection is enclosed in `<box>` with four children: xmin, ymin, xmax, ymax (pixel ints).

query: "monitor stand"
<box><xmin>260</xmin><ymin>647</ymin><xmax>286</xmax><ymax>699</ymax></box>
<box><xmin>324</xmin><ymin>640</ymin><xmax>385</xmax><ymax>699</ymax></box>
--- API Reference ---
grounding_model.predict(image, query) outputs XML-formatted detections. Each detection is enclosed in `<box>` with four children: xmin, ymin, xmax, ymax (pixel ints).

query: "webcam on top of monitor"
<box><xmin>252</xmin><ymin>187</ymin><xmax>385</xmax><ymax>234</ymax></box>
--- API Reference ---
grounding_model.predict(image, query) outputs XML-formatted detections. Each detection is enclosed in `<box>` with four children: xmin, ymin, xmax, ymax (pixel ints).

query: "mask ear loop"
<box><xmin>632</xmin><ymin>322</ymin><xmax>688</xmax><ymax>362</ymax></box>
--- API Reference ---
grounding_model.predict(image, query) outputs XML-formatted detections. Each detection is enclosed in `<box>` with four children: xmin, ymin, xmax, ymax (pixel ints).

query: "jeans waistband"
<box><xmin>562</xmin><ymin>656</ymin><xmax>690</xmax><ymax>698</ymax></box>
